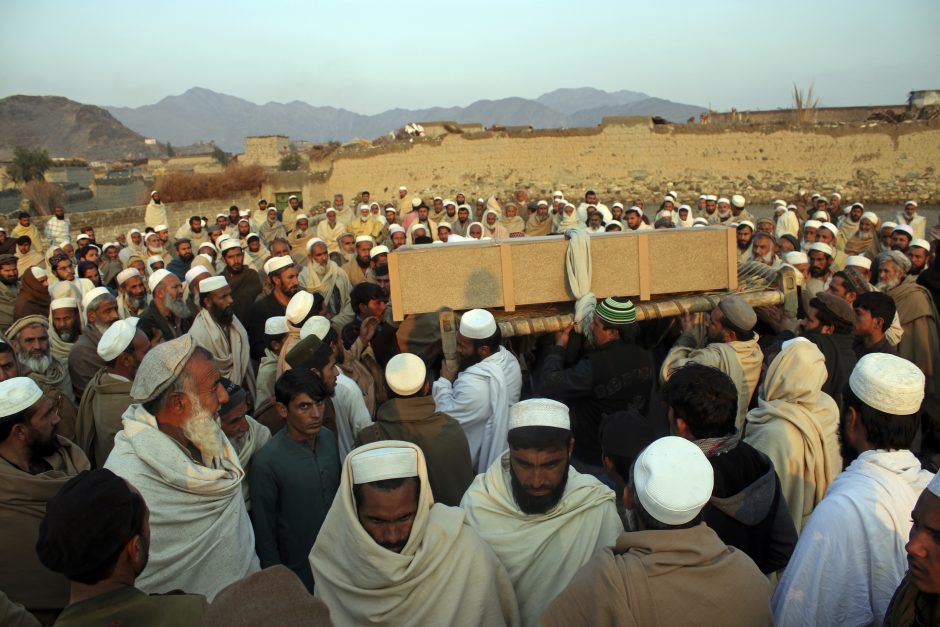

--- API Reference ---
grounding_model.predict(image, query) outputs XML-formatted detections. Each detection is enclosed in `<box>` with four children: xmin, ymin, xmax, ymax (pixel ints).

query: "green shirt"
<box><xmin>248</xmin><ymin>427</ymin><xmax>341</xmax><ymax>592</ymax></box>
<box><xmin>53</xmin><ymin>587</ymin><xmax>206</xmax><ymax>627</ymax></box>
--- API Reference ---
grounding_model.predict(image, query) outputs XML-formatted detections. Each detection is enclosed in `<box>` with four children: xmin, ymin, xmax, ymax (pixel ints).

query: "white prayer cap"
<box><xmin>263</xmin><ymin>256</ymin><xmax>294</xmax><ymax>275</ymax></box>
<box><xmin>786</xmin><ymin>204</ymin><xmax>798</xmax><ymax>211</ymax></box>
<box><xmin>148</xmin><ymin>269</ymin><xmax>173</xmax><ymax>292</ymax></box>
<box><xmin>698</xmin><ymin>194</ymin><xmax>706</xmax><ymax>200</ymax></box>
<box><xmin>882</xmin><ymin>221</ymin><xmax>898</xmax><ymax>231</ymax></box>
<box><xmin>611</xmin><ymin>202</ymin><xmax>623</xmax><ymax>210</ymax></box>
<box><xmin>385</xmin><ymin>353</ymin><xmax>427</xmax><ymax>396</ymax></box>
<box><xmin>905</xmin><ymin>200</ymin><xmax>918</xmax><ymax>208</ymax></box>
<box><xmin>444</xmin><ymin>199</ymin><xmax>456</xmax><ymax>207</ymax></box>
<box><xmin>286</xmin><ymin>291</ymin><xmax>314</xmax><ymax>326</ymax></box>
<box><xmin>350</xmin><ymin>446</ymin><xmax>418</xmax><ymax>485</ymax></box>
<box><xmin>355</xmin><ymin>235</ymin><xmax>374</xmax><ymax>245</ymax></box>
<box><xmin>737</xmin><ymin>220</ymin><xmax>755</xmax><ymax>231</ymax></box>
<box><xmin>240</xmin><ymin>210</ymin><xmax>250</xmax><ymax>217</ymax></box>
<box><xmin>97</xmin><ymin>317</ymin><xmax>140</xmax><ymax>362</ymax></box>
<box><xmin>842</xmin><ymin>206</ymin><xmax>852</xmax><ymax>215</ymax></box>
<box><xmin>660</xmin><ymin>210</ymin><xmax>673</xmax><ymax>219</ymax></box>
<box><xmin>102</xmin><ymin>241</ymin><xmax>118</xmax><ymax>251</ymax></box>
<box><xmin>29</xmin><ymin>267</ymin><xmax>47</xmax><ymax>279</ymax></box>
<box><xmin>809</xmin><ymin>242</ymin><xmax>834</xmax><ymax>257</ymax></box>
<box><xmin>438</xmin><ymin>222</ymin><xmax>452</xmax><ymax>232</ymax></box>
<box><xmin>476</xmin><ymin>198</ymin><xmax>485</xmax><ymax>204</ymax></box>
<box><xmin>299</xmin><ymin>316</ymin><xmax>331</xmax><ymax>341</ymax></box>
<box><xmin>295</xmin><ymin>213</ymin><xmax>309</xmax><ymax>222</ymax></box>
<box><xmin>845</xmin><ymin>255</ymin><xmax>871</xmax><ymax>270</ymax></box>
<box><xmin>893</xmin><ymin>224</ymin><xmax>914</xmax><ymax>237</ymax></box>
<box><xmin>662</xmin><ymin>195</ymin><xmax>674</xmax><ymax>203</ymax></box>
<box><xmin>803</xmin><ymin>219</ymin><xmax>821</xmax><ymax>230</ymax></box>
<box><xmin>198</xmin><ymin>242</ymin><xmax>217</xmax><ymax>254</ymax></box>
<box><xmin>692</xmin><ymin>217</ymin><xmax>708</xmax><ymax>226</ymax></box>
<box><xmin>666</xmin><ymin>190</ymin><xmax>678</xmax><ymax>199</ymax></box>
<box><xmin>831</xmin><ymin>192</ymin><xmax>842</xmax><ymax>200</ymax></box>
<box><xmin>0</xmin><ymin>378</ymin><xmax>43</xmax><ymax>419</ymax></box>
<box><xmin>633</xmin><ymin>436</ymin><xmax>713</xmax><ymax>526</ymax></box>
<box><xmin>812</xmin><ymin>211</ymin><xmax>829</xmax><ymax>221</ymax></box>
<box><xmin>552</xmin><ymin>190</ymin><xmax>564</xmax><ymax>198</ymax></box>
<box><xmin>219</xmin><ymin>238</ymin><xmax>242</xmax><ymax>254</ymax></box>
<box><xmin>852</xmin><ymin>202</ymin><xmax>865</xmax><ymax>210</ymax></box>
<box><xmin>199</xmin><ymin>275</ymin><xmax>228</xmax><ymax>294</ymax></box>
<box><xmin>678</xmin><ymin>204</ymin><xmax>691</xmax><ymax>212</ymax></box>
<box><xmin>76</xmin><ymin>233</ymin><xmax>90</xmax><ymax>242</ymax></box>
<box><xmin>326</xmin><ymin>207</ymin><xmax>337</xmax><ymax>215</ymax></box>
<box><xmin>358</xmin><ymin>204</ymin><xmax>370</xmax><ymax>213</ymax></box>
<box><xmin>508</xmin><ymin>398</ymin><xmax>570</xmax><ymax>431</ymax></box>
<box><xmin>717</xmin><ymin>197</ymin><xmax>730</xmax><ymax>205</ymax></box>
<box><xmin>150</xmin><ymin>190</ymin><xmax>159</xmax><ymax>197</ymax></box>
<box><xmin>459</xmin><ymin>309</ymin><xmax>497</xmax><ymax>340</ymax></box>
<box><xmin>850</xmin><ymin>353</ymin><xmax>924</xmax><ymax>415</ymax></box>
<box><xmin>819</xmin><ymin>222</ymin><xmax>838</xmax><ymax>237</ymax></box>
<box><xmin>215</xmin><ymin>213</ymin><xmax>226</xmax><ymax>219</ymax></box>
<box><xmin>705</xmin><ymin>194</ymin><xmax>717</xmax><ymax>201</ymax></box>
<box><xmin>370</xmin><ymin>245</ymin><xmax>389</xmax><ymax>259</ymax></box>
<box><xmin>306</xmin><ymin>237</ymin><xmax>326</xmax><ymax>253</ymax></box>
<box><xmin>265</xmin><ymin>316</ymin><xmax>288</xmax><ymax>336</ymax></box>
<box><xmin>398</xmin><ymin>186</ymin><xmax>407</xmax><ymax>191</ymax></box>
<box><xmin>811</xmin><ymin>193</ymin><xmax>821</xmax><ymax>200</ymax></box>
<box><xmin>731</xmin><ymin>194</ymin><xmax>745</xmax><ymax>208</ymax></box>
<box><xmin>116</xmin><ymin>268</ymin><xmax>140</xmax><ymax>285</ymax></box>
<box><xmin>389</xmin><ymin>225</ymin><xmax>406</xmax><ymax>235</ymax></box>
<box><xmin>784</xmin><ymin>251</ymin><xmax>809</xmax><ymax>265</ymax></box>
<box><xmin>626</xmin><ymin>206</ymin><xmax>643</xmax><ymax>216</ymax></box>
<box><xmin>432</xmin><ymin>196</ymin><xmax>443</xmax><ymax>202</ymax></box>
<box><xmin>411</xmin><ymin>197</ymin><xmax>422</xmax><ymax>208</ymax></box>
<box><xmin>144</xmin><ymin>231</ymin><xmax>159</xmax><ymax>241</ymax></box>
<box><xmin>185</xmin><ymin>266</ymin><xmax>209</xmax><ymax>284</ymax></box>
<box><xmin>860</xmin><ymin>211</ymin><xmax>879</xmax><ymax>225</ymax></box>
<box><xmin>774</xmin><ymin>205</ymin><xmax>787</xmax><ymax>215</ymax></box>
<box><xmin>912</xmin><ymin>238</ymin><xmax>931</xmax><ymax>251</ymax></box>
<box><xmin>81</xmin><ymin>286</ymin><xmax>111</xmax><ymax>311</ymax></box>
<box><xmin>154</xmin><ymin>224</ymin><xmax>169</xmax><ymax>232</ymax></box>
<box><xmin>287</xmin><ymin>195</ymin><xmax>298</xmax><ymax>200</ymax></box>
<box><xmin>50</xmin><ymin>297</ymin><xmax>78</xmax><ymax>311</ymax></box>
<box><xmin>146</xmin><ymin>255</ymin><xmax>164</xmax><ymax>268</ymax></box>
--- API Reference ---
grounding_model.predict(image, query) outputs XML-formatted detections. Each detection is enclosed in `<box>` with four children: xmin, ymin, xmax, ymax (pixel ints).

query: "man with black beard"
<box><xmin>0</xmin><ymin>377</ymin><xmax>90</xmax><ymax>617</ymax></box>
<box><xmin>461</xmin><ymin>398</ymin><xmax>622</xmax><ymax>627</ymax></box>
<box><xmin>36</xmin><ymin>468</ymin><xmax>208</xmax><ymax>625</ymax></box>
<box><xmin>166</xmin><ymin>238</ymin><xmax>195</xmax><ymax>281</ymax></box>
<box><xmin>246</xmin><ymin>256</ymin><xmax>299</xmax><ymax>361</ymax></box>
<box><xmin>219</xmin><ymin>239</ymin><xmax>262</xmax><ymax>328</ymax></box>
<box><xmin>139</xmin><ymin>269</ymin><xmax>192</xmax><ymax>341</ymax></box>
<box><xmin>0</xmin><ymin>253</ymin><xmax>20</xmax><ymax>330</ymax></box>
<box><xmin>68</xmin><ymin>287</ymin><xmax>119</xmax><ymax>401</ymax></box>
<box><xmin>806</xmin><ymin>242</ymin><xmax>835</xmax><ymax>298</ymax></box>
<box><xmin>188</xmin><ymin>276</ymin><xmax>256</xmax><ymax>403</ymax></box>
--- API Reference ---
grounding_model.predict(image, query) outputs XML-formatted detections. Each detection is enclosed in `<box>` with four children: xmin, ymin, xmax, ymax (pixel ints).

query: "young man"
<box><xmin>248</xmin><ymin>369</ymin><xmax>339</xmax><ymax>592</ymax></box>
<box><xmin>853</xmin><ymin>291</ymin><xmax>898</xmax><ymax>358</ymax></box>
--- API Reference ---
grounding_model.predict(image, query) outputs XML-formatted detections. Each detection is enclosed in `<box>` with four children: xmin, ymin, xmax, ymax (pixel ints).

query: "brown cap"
<box><xmin>811</xmin><ymin>291</ymin><xmax>857</xmax><ymax>326</ymax></box>
<box><xmin>0</xmin><ymin>254</ymin><xmax>16</xmax><ymax>266</ymax></box>
<box><xmin>718</xmin><ymin>294</ymin><xmax>757</xmax><ymax>331</ymax></box>
<box><xmin>285</xmin><ymin>334</ymin><xmax>331</xmax><ymax>370</ymax></box>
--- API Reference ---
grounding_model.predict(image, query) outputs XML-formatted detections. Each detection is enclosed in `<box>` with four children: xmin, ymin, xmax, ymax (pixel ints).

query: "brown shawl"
<box><xmin>525</xmin><ymin>214</ymin><xmax>553</xmax><ymax>237</ymax></box>
<box><xmin>13</xmin><ymin>271</ymin><xmax>50</xmax><ymax>320</ymax></box>
<box><xmin>0</xmin><ymin>438</ymin><xmax>90</xmax><ymax>611</ymax></box>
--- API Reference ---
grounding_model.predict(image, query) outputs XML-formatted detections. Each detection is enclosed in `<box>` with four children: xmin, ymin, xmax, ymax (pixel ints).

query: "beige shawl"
<box><xmin>255</xmin><ymin>348</ymin><xmax>279</xmax><ymax>406</ymax></box>
<box><xmin>105</xmin><ymin>404</ymin><xmax>260</xmax><ymax>599</ymax></box>
<box><xmin>744</xmin><ymin>340</ymin><xmax>842</xmax><ymax>532</ymax></box>
<box><xmin>316</xmin><ymin>219</ymin><xmax>346</xmax><ymax>253</ymax></box>
<box><xmin>0</xmin><ymin>437</ymin><xmax>90</xmax><ymax>611</ymax></box>
<box><xmin>75</xmin><ymin>369</ymin><xmax>133</xmax><ymax>468</ymax></box>
<box><xmin>47</xmin><ymin>313</ymin><xmax>76</xmax><ymax>365</ymax></box>
<box><xmin>310</xmin><ymin>440</ymin><xmax>520</xmax><ymax>627</ymax></box>
<box><xmin>461</xmin><ymin>452</ymin><xmax>623</xmax><ymax>627</ymax></box>
<box><xmin>187</xmin><ymin>308</ymin><xmax>257</xmax><ymax>401</ymax></box>
<box><xmin>231</xmin><ymin>415</ymin><xmax>271</xmax><ymax>509</ymax></box>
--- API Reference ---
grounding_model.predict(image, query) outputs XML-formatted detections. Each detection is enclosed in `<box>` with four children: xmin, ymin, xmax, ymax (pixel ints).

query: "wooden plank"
<box><xmin>500</xmin><ymin>244</ymin><xmax>516</xmax><ymax>312</ymax></box>
<box><xmin>388</xmin><ymin>249</ymin><xmax>405</xmax><ymax>321</ymax></box>
<box><xmin>727</xmin><ymin>227</ymin><xmax>739</xmax><ymax>291</ymax></box>
<box><xmin>637</xmin><ymin>234</ymin><xmax>651</xmax><ymax>301</ymax></box>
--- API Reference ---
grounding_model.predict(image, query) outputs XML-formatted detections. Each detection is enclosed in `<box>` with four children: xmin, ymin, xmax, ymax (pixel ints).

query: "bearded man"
<box><xmin>247</xmin><ymin>256</ymin><xmax>299</xmax><ymax>360</ymax></box>
<box><xmin>188</xmin><ymin>276</ymin><xmax>257</xmax><ymax>402</ymax></box>
<box><xmin>48</xmin><ymin>297</ymin><xmax>80</xmax><ymax>364</ymax></box>
<box><xmin>0</xmin><ymin>254</ymin><xmax>19</xmax><ymax>330</ymax></box>
<box><xmin>217</xmin><ymin>378</ymin><xmax>270</xmax><ymax>510</ymax></box>
<box><xmin>143</xmin><ymin>231</ymin><xmax>171</xmax><ymax>266</ymax></box>
<box><xmin>6</xmin><ymin>317</ymin><xmax>78</xmax><ymax>444</ymax></box>
<box><xmin>750</xmin><ymin>231</ymin><xmax>780</xmax><ymax>266</ymax></box>
<box><xmin>461</xmin><ymin>399</ymin><xmax>622</xmax><ymax>627</ymax></box>
<box><xmin>343</xmin><ymin>235</ymin><xmax>373</xmax><ymax>286</ymax></box>
<box><xmin>298</xmin><ymin>238</ymin><xmax>354</xmax><ymax>330</ymax></box>
<box><xmin>310</xmin><ymin>442</ymin><xmax>520</xmax><ymax>626</ymax></box>
<box><xmin>878</xmin><ymin>250</ymin><xmax>940</xmax><ymax>407</ymax></box>
<box><xmin>104</xmin><ymin>336</ymin><xmax>261</xmax><ymax>599</ymax></box>
<box><xmin>348</xmin><ymin>204</ymin><xmax>383</xmax><ymax>241</ymax></box>
<box><xmin>0</xmin><ymin>377</ymin><xmax>90</xmax><ymax>616</ymax></box>
<box><xmin>316</xmin><ymin>207</ymin><xmax>344</xmax><ymax>253</ymax></box>
<box><xmin>219</xmin><ymin>239</ymin><xmax>262</xmax><ymax>328</ymax></box>
<box><xmin>806</xmin><ymin>242</ymin><xmax>836</xmax><ymax>298</ymax></box>
<box><xmin>140</xmin><ymin>269</ymin><xmax>192</xmax><ymax>341</ymax></box>
<box><xmin>144</xmin><ymin>191</ymin><xmax>167</xmax><ymax>230</ymax></box>
<box><xmin>115</xmin><ymin>267</ymin><xmax>148</xmax><ymax>319</ymax></box>
<box><xmin>844</xmin><ymin>209</ymin><xmax>880</xmax><ymax>257</ymax></box>
<box><xmin>166</xmin><ymin>239</ymin><xmax>195</xmax><ymax>281</ymax></box>
<box><xmin>75</xmin><ymin>317</ymin><xmax>148</xmax><ymax>467</ymax></box>
<box><xmin>68</xmin><ymin>287</ymin><xmax>119</xmax><ymax>400</ymax></box>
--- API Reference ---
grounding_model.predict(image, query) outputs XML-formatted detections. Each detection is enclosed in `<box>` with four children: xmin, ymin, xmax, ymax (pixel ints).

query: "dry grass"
<box><xmin>152</xmin><ymin>164</ymin><xmax>265</xmax><ymax>203</ymax></box>
<box><xmin>792</xmin><ymin>83</ymin><xmax>819</xmax><ymax>126</ymax></box>
<box><xmin>21</xmin><ymin>180</ymin><xmax>66</xmax><ymax>216</ymax></box>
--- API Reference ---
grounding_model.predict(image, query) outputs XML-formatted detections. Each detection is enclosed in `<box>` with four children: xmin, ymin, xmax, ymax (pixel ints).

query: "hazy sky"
<box><xmin>2</xmin><ymin>0</ymin><xmax>938</xmax><ymax>113</ymax></box>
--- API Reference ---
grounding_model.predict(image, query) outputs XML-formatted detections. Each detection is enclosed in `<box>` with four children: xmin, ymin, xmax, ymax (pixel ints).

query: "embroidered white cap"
<box><xmin>350</xmin><ymin>446</ymin><xmax>418</xmax><ymax>485</ymax></box>
<box><xmin>633</xmin><ymin>436</ymin><xmax>714</xmax><ymax>526</ymax></box>
<box><xmin>508</xmin><ymin>398</ymin><xmax>570</xmax><ymax>431</ymax></box>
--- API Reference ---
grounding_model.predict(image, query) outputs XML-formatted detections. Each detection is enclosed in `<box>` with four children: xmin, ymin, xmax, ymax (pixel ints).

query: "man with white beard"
<box><xmin>298</xmin><ymin>238</ymin><xmax>354</xmax><ymax>330</ymax></box>
<box><xmin>68</xmin><ymin>287</ymin><xmax>119</xmax><ymax>400</ymax></box>
<box><xmin>116</xmin><ymin>267</ymin><xmax>148</xmax><ymax>319</ymax></box>
<box><xmin>104</xmin><ymin>335</ymin><xmax>260</xmax><ymax>599</ymax></box>
<box><xmin>749</xmin><ymin>231</ymin><xmax>780</xmax><ymax>267</ymax></box>
<box><xmin>140</xmin><ymin>269</ymin><xmax>193</xmax><ymax>341</ymax></box>
<box><xmin>8</xmin><ymin>316</ymin><xmax>75</xmax><ymax>405</ymax></box>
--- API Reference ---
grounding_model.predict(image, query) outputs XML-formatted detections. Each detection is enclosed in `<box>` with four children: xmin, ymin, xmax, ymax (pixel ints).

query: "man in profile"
<box><xmin>310</xmin><ymin>442</ymin><xmax>520</xmax><ymax>626</ymax></box>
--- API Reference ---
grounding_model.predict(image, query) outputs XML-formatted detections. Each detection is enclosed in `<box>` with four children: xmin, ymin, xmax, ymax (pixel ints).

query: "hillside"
<box><xmin>107</xmin><ymin>87</ymin><xmax>708</xmax><ymax>151</ymax></box>
<box><xmin>0</xmin><ymin>95</ymin><xmax>165</xmax><ymax>161</ymax></box>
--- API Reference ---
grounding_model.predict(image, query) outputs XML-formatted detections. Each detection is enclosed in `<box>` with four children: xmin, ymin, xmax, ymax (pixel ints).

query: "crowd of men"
<box><xmin>0</xmin><ymin>185</ymin><xmax>939</xmax><ymax>626</ymax></box>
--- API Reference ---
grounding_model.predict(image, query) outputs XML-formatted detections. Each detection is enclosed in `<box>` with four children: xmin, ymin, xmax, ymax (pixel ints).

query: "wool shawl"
<box><xmin>187</xmin><ymin>308</ymin><xmax>257</xmax><ymax>401</ymax></box>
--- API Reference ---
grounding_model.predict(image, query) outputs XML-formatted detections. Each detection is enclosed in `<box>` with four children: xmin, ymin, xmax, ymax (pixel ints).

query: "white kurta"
<box><xmin>432</xmin><ymin>347</ymin><xmax>522</xmax><ymax>473</ymax></box>
<box><xmin>332</xmin><ymin>373</ymin><xmax>373</xmax><ymax>460</ymax></box>
<box><xmin>772</xmin><ymin>449</ymin><xmax>933</xmax><ymax>627</ymax></box>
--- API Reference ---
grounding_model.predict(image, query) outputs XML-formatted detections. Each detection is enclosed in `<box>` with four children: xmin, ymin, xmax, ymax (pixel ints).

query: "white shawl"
<box><xmin>461</xmin><ymin>452</ymin><xmax>623</xmax><ymax>627</ymax></box>
<box><xmin>310</xmin><ymin>440</ymin><xmax>520</xmax><ymax>627</ymax></box>
<box><xmin>105</xmin><ymin>404</ymin><xmax>260</xmax><ymax>599</ymax></box>
<box><xmin>187</xmin><ymin>308</ymin><xmax>257</xmax><ymax>400</ymax></box>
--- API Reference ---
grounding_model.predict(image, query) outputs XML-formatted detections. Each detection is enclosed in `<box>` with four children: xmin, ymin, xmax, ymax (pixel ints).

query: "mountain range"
<box><xmin>106</xmin><ymin>87</ymin><xmax>708</xmax><ymax>152</ymax></box>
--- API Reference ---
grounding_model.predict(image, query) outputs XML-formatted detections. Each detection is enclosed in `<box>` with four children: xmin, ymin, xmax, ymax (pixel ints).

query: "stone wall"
<box><xmin>707</xmin><ymin>105</ymin><xmax>908</xmax><ymax>126</ymax></box>
<box><xmin>242</xmin><ymin>135</ymin><xmax>289</xmax><ymax>167</ymax></box>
